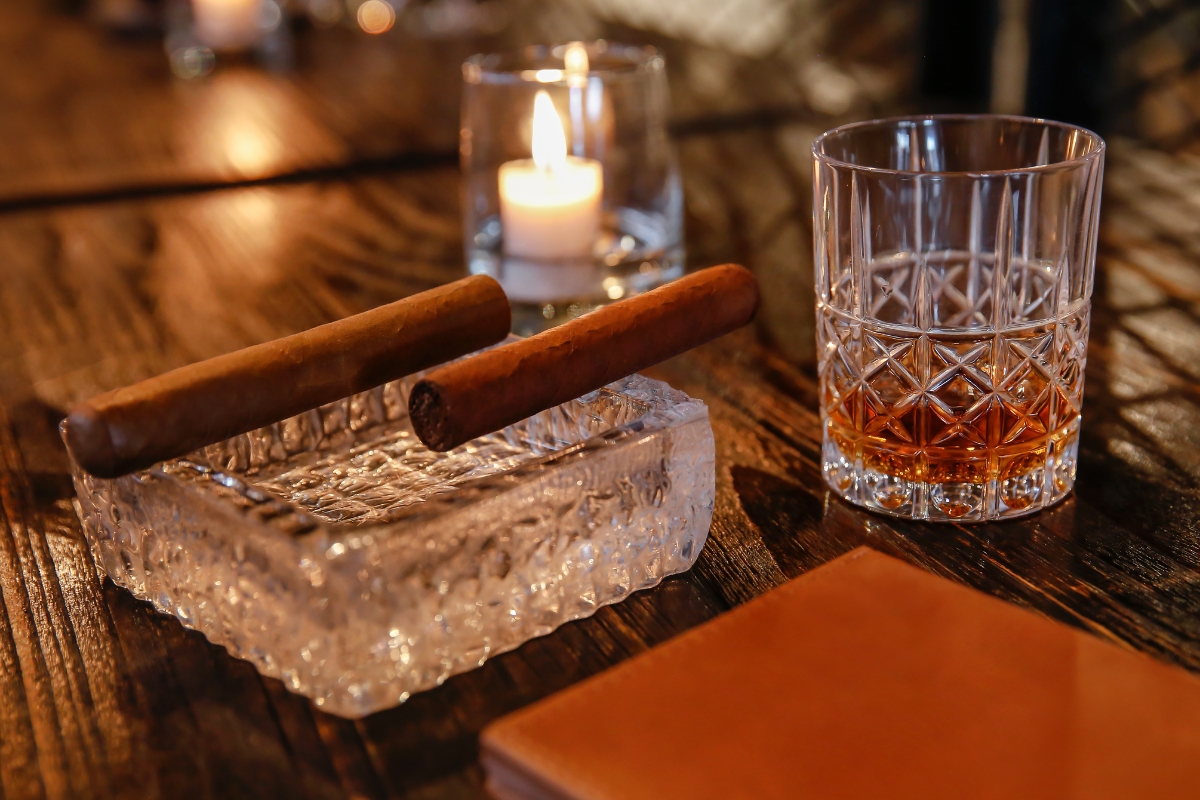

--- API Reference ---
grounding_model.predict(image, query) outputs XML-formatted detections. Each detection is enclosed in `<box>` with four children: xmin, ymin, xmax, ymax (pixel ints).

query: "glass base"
<box><xmin>821</xmin><ymin>419</ymin><xmax>1079</xmax><ymax>522</ymax></box>
<box><xmin>469</xmin><ymin>207</ymin><xmax>684</xmax><ymax>335</ymax></box>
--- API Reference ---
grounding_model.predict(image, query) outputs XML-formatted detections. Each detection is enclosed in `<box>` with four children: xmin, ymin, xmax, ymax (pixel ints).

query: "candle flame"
<box><xmin>564</xmin><ymin>43</ymin><xmax>589</xmax><ymax>75</ymax></box>
<box><xmin>531</xmin><ymin>90</ymin><xmax>567</xmax><ymax>171</ymax></box>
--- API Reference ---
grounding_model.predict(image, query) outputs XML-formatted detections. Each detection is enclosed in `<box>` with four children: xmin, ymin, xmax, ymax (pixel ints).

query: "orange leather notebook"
<box><xmin>481</xmin><ymin>547</ymin><xmax>1200</xmax><ymax>799</ymax></box>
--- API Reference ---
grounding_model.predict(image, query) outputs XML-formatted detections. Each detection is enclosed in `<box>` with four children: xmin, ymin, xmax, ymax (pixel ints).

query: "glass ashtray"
<box><xmin>66</xmin><ymin>363</ymin><xmax>715</xmax><ymax>718</ymax></box>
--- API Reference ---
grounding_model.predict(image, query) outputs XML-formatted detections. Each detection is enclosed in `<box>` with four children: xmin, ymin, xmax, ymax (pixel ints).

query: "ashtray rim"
<box><xmin>65</xmin><ymin>373</ymin><xmax>709</xmax><ymax>543</ymax></box>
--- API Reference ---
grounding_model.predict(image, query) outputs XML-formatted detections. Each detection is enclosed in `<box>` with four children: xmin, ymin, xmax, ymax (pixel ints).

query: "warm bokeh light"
<box><xmin>223</xmin><ymin>123</ymin><xmax>279</xmax><ymax>173</ymax></box>
<box><xmin>603</xmin><ymin>278</ymin><xmax>624</xmax><ymax>300</ymax></box>
<box><xmin>178</xmin><ymin>75</ymin><xmax>290</xmax><ymax>178</ymax></box>
<box><xmin>564</xmin><ymin>42</ymin><xmax>589</xmax><ymax>75</ymax></box>
<box><xmin>192</xmin><ymin>0</ymin><xmax>265</xmax><ymax>51</ymax></box>
<box><xmin>357</xmin><ymin>0</ymin><xmax>395</xmax><ymax>34</ymax></box>
<box><xmin>170</xmin><ymin>46</ymin><xmax>216</xmax><ymax>80</ymax></box>
<box><xmin>530</xmin><ymin>90</ymin><xmax>567</xmax><ymax>171</ymax></box>
<box><xmin>259</xmin><ymin>0</ymin><xmax>283</xmax><ymax>31</ymax></box>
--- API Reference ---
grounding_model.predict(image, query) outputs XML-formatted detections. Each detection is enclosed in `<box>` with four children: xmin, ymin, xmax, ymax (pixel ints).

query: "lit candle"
<box><xmin>193</xmin><ymin>0</ymin><xmax>264</xmax><ymax>51</ymax></box>
<box><xmin>499</xmin><ymin>90</ymin><xmax>603</xmax><ymax>262</ymax></box>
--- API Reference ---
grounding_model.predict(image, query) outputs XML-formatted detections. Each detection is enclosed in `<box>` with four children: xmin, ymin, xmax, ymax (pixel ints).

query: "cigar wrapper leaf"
<box><xmin>65</xmin><ymin>275</ymin><xmax>511</xmax><ymax>478</ymax></box>
<box><xmin>409</xmin><ymin>264</ymin><xmax>759</xmax><ymax>452</ymax></box>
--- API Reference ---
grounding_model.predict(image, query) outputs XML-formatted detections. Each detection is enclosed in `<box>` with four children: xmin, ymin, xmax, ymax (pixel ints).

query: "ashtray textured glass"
<box><xmin>462</xmin><ymin>42</ymin><xmax>684</xmax><ymax>334</ymax></box>
<box><xmin>67</xmin><ymin>367</ymin><xmax>715</xmax><ymax>717</ymax></box>
<box><xmin>813</xmin><ymin>115</ymin><xmax>1104</xmax><ymax>521</ymax></box>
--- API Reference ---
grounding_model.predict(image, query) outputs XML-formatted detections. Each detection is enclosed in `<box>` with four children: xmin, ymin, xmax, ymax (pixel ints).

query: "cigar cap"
<box><xmin>409</xmin><ymin>264</ymin><xmax>759</xmax><ymax>452</ymax></box>
<box><xmin>407</xmin><ymin>381</ymin><xmax>455</xmax><ymax>453</ymax></box>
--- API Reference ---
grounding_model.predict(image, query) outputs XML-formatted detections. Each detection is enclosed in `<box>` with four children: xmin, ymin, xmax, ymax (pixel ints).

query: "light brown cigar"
<box><xmin>65</xmin><ymin>275</ymin><xmax>510</xmax><ymax>478</ymax></box>
<box><xmin>409</xmin><ymin>264</ymin><xmax>758</xmax><ymax>452</ymax></box>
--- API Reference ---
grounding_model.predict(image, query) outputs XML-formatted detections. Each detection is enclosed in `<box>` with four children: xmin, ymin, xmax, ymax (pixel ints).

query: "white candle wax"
<box><xmin>193</xmin><ymin>0</ymin><xmax>263</xmax><ymax>51</ymax></box>
<box><xmin>500</xmin><ymin>90</ymin><xmax>603</xmax><ymax>262</ymax></box>
<box><xmin>499</xmin><ymin>157</ymin><xmax>602</xmax><ymax>261</ymax></box>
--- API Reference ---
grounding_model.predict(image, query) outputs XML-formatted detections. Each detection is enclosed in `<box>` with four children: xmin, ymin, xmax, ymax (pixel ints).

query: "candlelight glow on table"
<box><xmin>462</xmin><ymin>42</ymin><xmax>684</xmax><ymax>332</ymax></box>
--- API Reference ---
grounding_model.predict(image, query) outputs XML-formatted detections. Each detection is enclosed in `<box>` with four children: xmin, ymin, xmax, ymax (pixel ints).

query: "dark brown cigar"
<box><xmin>65</xmin><ymin>275</ymin><xmax>510</xmax><ymax>478</ymax></box>
<box><xmin>409</xmin><ymin>264</ymin><xmax>758</xmax><ymax>452</ymax></box>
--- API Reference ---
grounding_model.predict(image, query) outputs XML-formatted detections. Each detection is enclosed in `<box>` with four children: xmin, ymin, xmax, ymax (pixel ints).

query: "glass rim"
<box><xmin>811</xmin><ymin>114</ymin><xmax>1106</xmax><ymax>177</ymax></box>
<box><xmin>463</xmin><ymin>41</ymin><xmax>662</xmax><ymax>86</ymax></box>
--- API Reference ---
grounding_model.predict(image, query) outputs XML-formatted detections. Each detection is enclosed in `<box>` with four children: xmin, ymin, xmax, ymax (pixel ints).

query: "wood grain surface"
<box><xmin>2</xmin><ymin>2</ymin><xmax>1200</xmax><ymax>798</ymax></box>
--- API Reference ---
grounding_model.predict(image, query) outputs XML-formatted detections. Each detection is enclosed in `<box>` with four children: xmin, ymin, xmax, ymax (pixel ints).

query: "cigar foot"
<box><xmin>407</xmin><ymin>382</ymin><xmax>455</xmax><ymax>453</ymax></box>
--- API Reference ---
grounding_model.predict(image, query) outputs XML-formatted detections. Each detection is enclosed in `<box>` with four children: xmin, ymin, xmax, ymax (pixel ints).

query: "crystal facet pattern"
<box><xmin>68</xmin><ymin>369</ymin><xmax>715</xmax><ymax>717</ymax></box>
<box><xmin>813</xmin><ymin>116</ymin><xmax>1105</xmax><ymax>521</ymax></box>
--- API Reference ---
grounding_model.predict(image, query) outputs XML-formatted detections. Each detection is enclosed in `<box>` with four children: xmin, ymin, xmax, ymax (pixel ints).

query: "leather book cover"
<box><xmin>481</xmin><ymin>547</ymin><xmax>1200</xmax><ymax>799</ymax></box>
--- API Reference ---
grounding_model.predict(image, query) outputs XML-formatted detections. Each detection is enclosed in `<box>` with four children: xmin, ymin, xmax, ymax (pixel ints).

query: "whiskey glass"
<box><xmin>813</xmin><ymin>115</ymin><xmax>1105</xmax><ymax>521</ymax></box>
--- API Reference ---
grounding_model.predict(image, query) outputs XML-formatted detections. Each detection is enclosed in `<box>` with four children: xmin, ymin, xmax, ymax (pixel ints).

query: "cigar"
<box><xmin>65</xmin><ymin>275</ymin><xmax>510</xmax><ymax>478</ymax></box>
<box><xmin>409</xmin><ymin>264</ymin><xmax>758</xmax><ymax>452</ymax></box>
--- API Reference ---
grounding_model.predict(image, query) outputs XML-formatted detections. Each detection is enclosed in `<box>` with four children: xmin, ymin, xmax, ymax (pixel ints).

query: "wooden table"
<box><xmin>2</xmin><ymin>4</ymin><xmax>1199</xmax><ymax>798</ymax></box>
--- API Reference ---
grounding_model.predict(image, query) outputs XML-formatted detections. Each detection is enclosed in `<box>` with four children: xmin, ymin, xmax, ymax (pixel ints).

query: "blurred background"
<box><xmin>1</xmin><ymin>0</ymin><xmax>1197</xmax><ymax>387</ymax></box>
<box><xmin>22</xmin><ymin>0</ymin><xmax>1200</xmax><ymax>153</ymax></box>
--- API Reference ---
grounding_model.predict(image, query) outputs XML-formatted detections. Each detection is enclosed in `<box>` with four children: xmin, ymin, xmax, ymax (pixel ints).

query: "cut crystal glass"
<box><xmin>67</xmin><ymin>366</ymin><xmax>714</xmax><ymax>717</ymax></box>
<box><xmin>813</xmin><ymin>116</ymin><xmax>1104</xmax><ymax>520</ymax></box>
